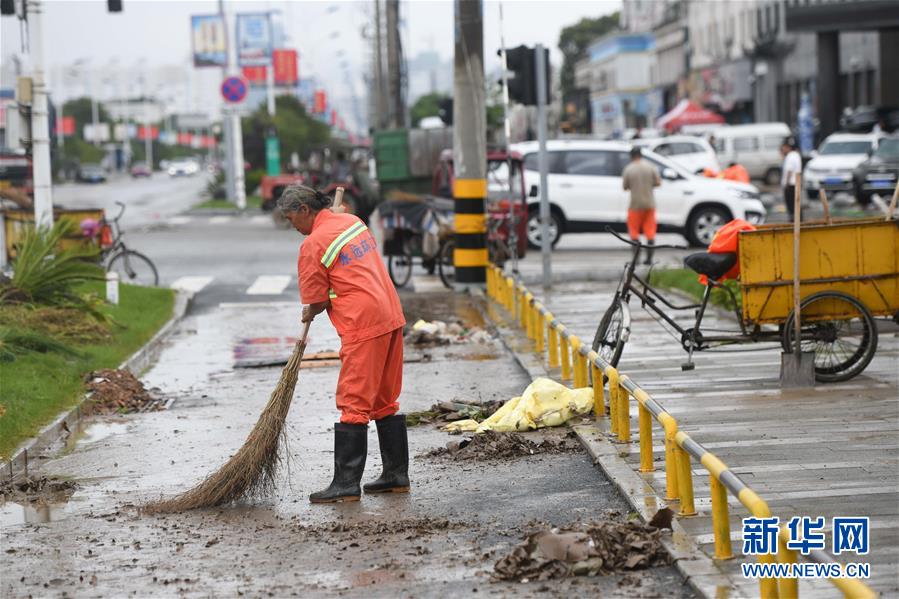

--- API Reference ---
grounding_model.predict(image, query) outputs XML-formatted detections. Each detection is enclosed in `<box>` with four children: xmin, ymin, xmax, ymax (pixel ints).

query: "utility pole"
<box><xmin>452</xmin><ymin>0</ymin><xmax>486</xmax><ymax>288</ymax></box>
<box><xmin>218</xmin><ymin>0</ymin><xmax>245</xmax><ymax>209</ymax></box>
<box><xmin>385</xmin><ymin>0</ymin><xmax>403</xmax><ymax>128</ymax></box>
<box><xmin>373</xmin><ymin>0</ymin><xmax>387</xmax><ymax>129</ymax></box>
<box><xmin>535</xmin><ymin>43</ymin><xmax>551</xmax><ymax>288</ymax></box>
<box><xmin>497</xmin><ymin>2</ymin><xmax>518</xmax><ymax>274</ymax></box>
<box><xmin>218</xmin><ymin>0</ymin><xmax>235</xmax><ymax>205</ymax></box>
<box><xmin>28</xmin><ymin>0</ymin><xmax>53</xmax><ymax>227</ymax></box>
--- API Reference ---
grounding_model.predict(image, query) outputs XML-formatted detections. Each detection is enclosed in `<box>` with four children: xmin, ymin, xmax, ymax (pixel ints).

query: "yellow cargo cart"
<box><xmin>2</xmin><ymin>208</ymin><xmax>105</xmax><ymax>263</ymax></box>
<box><xmin>592</xmin><ymin>220</ymin><xmax>898</xmax><ymax>383</ymax></box>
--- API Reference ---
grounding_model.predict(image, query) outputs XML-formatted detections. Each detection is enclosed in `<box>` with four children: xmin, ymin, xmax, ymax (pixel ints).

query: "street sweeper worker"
<box><xmin>278</xmin><ymin>184</ymin><xmax>410</xmax><ymax>504</ymax></box>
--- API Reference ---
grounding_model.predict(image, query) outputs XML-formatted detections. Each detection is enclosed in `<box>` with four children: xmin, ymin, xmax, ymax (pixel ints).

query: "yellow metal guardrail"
<box><xmin>486</xmin><ymin>266</ymin><xmax>876</xmax><ymax>599</ymax></box>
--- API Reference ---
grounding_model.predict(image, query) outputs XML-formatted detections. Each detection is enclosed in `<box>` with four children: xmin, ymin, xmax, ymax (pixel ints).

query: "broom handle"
<box><xmin>818</xmin><ymin>188</ymin><xmax>831</xmax><ymax>225</ymax></box>
<box><xmin>887</xmin><ymin>184</ymin><xmax>899</xmax><ymax>222</ymax></box>
<box><xmin>793</xmin><ymin>173</ymin><xmax>802</xmax><ymax>356</ymax></box>
<box><xmin>299</xmin><ymin>320</ymin><xmax>312</xmax><ymax>345</ymax></box>
<box><xmin>333</xmin><ymin>186</ymin><xmax>345</xmax><ymax>210</ymax></box>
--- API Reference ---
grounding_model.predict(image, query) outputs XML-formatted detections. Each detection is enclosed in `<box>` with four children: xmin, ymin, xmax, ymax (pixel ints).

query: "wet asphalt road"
<box><xmin>1</xmin><ymin>293</ymin><xmax>695</xmax><ymax>598</ymax></box>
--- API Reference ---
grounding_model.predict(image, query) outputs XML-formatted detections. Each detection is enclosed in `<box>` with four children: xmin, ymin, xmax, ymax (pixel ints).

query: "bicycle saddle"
<box><xmin>684</xmin><ymin>252</ymin><xmax>737</xmax><ymax>280</ymax></box>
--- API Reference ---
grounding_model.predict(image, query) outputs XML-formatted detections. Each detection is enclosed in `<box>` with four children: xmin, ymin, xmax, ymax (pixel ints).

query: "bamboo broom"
<box><xmin>146</xmin><ymin>188</ymin><xmax>345</xmax><ymax>512</ymax></box>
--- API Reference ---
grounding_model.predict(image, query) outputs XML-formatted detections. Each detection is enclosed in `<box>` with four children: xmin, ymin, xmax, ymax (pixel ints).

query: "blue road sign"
<box><xmin>221</xmin><ymin>77</ymin><xmax>249</xmax><ymax>103</ymax></box>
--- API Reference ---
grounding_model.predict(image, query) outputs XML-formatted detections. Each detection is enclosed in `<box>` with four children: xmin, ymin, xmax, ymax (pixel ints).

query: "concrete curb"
<box><xmin>4</xmin><ymin>289</ymin><xmax>193</xmax><ymax>480</ymax></box>
<box><xmin>477</xmin><ymin>297</ymin><xmax>748</xmax><ymax>599</ymax></box>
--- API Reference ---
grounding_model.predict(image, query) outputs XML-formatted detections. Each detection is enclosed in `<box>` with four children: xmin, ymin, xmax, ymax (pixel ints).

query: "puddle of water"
<box><xmin>0</xmin><ymin>501</ymin><xmax>68</xmax><ymax>528</ymax></box>
<box><xmin>66</xmin><ymin>421</ymin><xmax>130</xmax><ymax>451</ymax></box>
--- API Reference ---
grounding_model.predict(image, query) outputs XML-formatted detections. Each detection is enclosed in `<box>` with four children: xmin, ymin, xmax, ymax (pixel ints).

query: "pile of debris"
<box><xmin>422</xmin><ymin>430</ymin><xmax>579</xmax><ymax>461</ymax></box>
<box><xmin>1</xmin><ymin>476</ymin><xmax>77</xmax><ymax>503</ymax></box>
<box><xmin>494</xmin><ymin>519</ymin><xmax>671</xmax><ymax>581</ymax></box>
<box><xmin>83</xmin><ymin>369</ymin><xmax>165</xmax><ymax>415</ymax></box>
<box><xmin>406</xmin><ymin>319</ymin><xmax>495</xmax><ymax>347</ymax></box>
<box><xmin>406</xmin><ymin>399</ymin><xmax>504</xmax><ymax>427</ymax></box>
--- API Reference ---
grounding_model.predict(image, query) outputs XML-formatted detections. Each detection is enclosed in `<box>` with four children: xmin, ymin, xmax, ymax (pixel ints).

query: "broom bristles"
<box><xmin>145</xmin><ymin>339</ymin><xmax>307</xmax><ymax>513</ymax></box>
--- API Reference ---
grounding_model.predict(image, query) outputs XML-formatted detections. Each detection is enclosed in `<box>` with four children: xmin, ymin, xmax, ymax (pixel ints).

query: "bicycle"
<box><xmin>97</xmin><ymin>202</ymin><xmax>159</xmax><ymax>286</ymax></box>
<box><xmin>592</xmin><ymin>228</ymin><xmax>878</xmax><ymax>383</ymax></box>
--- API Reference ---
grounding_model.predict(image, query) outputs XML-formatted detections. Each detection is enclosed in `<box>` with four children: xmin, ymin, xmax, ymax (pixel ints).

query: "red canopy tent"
<box><xmin>655</xmin><ymin>99</ymin><xmax>725</xmax><ymax>132</ymax></box>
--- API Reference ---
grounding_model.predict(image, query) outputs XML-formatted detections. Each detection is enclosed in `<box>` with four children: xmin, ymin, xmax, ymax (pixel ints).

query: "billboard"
<box><xmin>272</xmin><ymin>49</ymin><xmax>298</xmax><ymax>86</ymax></box>
<box><xmin>236</xmin><ymin>13</ymin><xmax>273</xmax><ymax>67</ymax></box>
<box><xmin>191</xmin><ymin>14</ymin><xmax>227</xmax><ymax>68</ymax></box>
<box><xmin>242</xmin><ymin>66</ymin><xmax>267</xmax><ymax>87</ymax></box>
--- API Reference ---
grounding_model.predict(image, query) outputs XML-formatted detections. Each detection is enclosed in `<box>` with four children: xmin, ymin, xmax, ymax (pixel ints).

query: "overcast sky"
<box><xmin>1</xmin><ymin>0</ymin><xmax>620</xmax><ymax>133</ymax></box>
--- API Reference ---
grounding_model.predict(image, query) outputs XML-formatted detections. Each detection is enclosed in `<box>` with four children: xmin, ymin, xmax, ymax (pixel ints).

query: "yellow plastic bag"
<box><xmin>476</xmin><ymin>378</ymin><xmax>593</xmax><ymax>433</ymax></box>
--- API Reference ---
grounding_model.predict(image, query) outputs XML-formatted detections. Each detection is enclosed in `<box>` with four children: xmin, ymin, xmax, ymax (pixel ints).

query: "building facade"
<box><xmin>618</xmin><ymin>0</ymin><xmax>890</xmax><ymax>138</ymax></box>
<box><xmin>575</xmin><ymin>33</ymin><xmax>658</xmax><ymax>137</ymax></box>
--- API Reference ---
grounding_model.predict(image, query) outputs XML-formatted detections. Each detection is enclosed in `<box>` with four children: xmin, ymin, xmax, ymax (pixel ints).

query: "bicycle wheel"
<box><xmin>782</xmin><ymin>291</ymin><xmax>878</xmax><ymax>383</ymax></box>
<box><xmin>438</xmin><ymin>239</ymin><xmax>455</xmax><ymax>289</ymax></box>
<box><xmin>107</xmin><ymin>249</ymin><xmax>159</xmax><ymax>287</ymax></box>
<box><xmin>388</xmin><ymin>250</ymin><xmax>413</xmax><ymax>288</ymax></box>
<box><xmin>592</xmin><ymin>295</ymin><xmax>629</xmax><ymax>368</ymax></box>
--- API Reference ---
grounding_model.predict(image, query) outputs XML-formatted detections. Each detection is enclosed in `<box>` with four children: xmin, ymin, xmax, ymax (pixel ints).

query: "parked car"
<box><xmin>129</xmin><ymin>162</ymin><xmax>151</xmax><ymax>178</ymax></box>
<box><xmin>853</xmin><ymin>136</ymin><xmax>899</xmax><ymax>205</ymax></box>
<box><xmin>712</xmin><ymin>122</ymin><xmax>792</xmax><ymax>185</ymax></box>
<box><xmin>511</xmin><ymin>139</ymin><xmax>766</xmax><ymax>248</ymax></box>
<box><xmin>77</xmin><ymin>164</ymin><xmax>106</xmax><ymax>183</ymax></box>
<box><xmin>633</xmin><ymin>135</ymin><xmax>720</xmax><ymax>175</ymax></box>
<box><xmin>167</xmin><ymin>159</ymin><xmax>199</xmax><ymax>177</ymax></box>
<box><xmin>803</xmin><ymin>132</ymin><xmax>884</xmax><ymax>200</ymax></box>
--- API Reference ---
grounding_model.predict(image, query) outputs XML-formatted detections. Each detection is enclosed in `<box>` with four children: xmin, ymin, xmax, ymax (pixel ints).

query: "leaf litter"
<box><xmin>83</xmin><ymin>369</ymin><xmax>166</xmax><ymax>415</ymax></box>
<box><xmin>493</xmin><ymin>519</ymin><xmax>671</xmax><ymax>582</ymax></box>
<box><xmin>420</xmin><ymin>430</ymin><xmax>581</xmax><ymax>461</ymax></box>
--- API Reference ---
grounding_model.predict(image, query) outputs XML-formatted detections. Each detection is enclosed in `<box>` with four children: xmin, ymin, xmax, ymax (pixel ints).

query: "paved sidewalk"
<box><xmin>497</xmin><ymin>277</ymin><xmax>899</xmax><ymax>596</ymax></box>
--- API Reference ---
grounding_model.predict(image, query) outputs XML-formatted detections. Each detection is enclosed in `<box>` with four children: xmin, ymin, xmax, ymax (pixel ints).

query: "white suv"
<box><xmin>633</xmin><ymin>135</ymin><xmax>720</xmax><ymax>175</ymax></box>
<box><xmin>512</xmin><ymin>139</ymin><xmax>766</xmax><ymax>247</ymax></box>
<box><xmin>803</xmin><ymin>132</ymin><xmax>883</xmax><ymax>200</ymax></box>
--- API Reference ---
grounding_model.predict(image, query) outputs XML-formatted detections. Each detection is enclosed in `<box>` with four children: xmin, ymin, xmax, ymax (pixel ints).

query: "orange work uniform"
<box><xmin>298</xmin><ymin>210</ymin><xmax>406</xmax><ymax>425</ymax></box>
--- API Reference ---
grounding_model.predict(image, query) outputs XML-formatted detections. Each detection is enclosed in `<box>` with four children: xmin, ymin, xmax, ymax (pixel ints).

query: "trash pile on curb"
<box><xmin>493</xmin><ymin>520</ymin><xmax>671</xmax><ymax>581</ymax></box>
<box><xmin>406</xmin><ymin>399</ymin><xmax>504</xmax><ymax>427</ymax></box>
<box><xmin>406</xmin><ymin>319</ymin><xmax>495</xmax><ymax>347</ymax></box>
<box><xmin>1</xmin><ymin>476</ymin><xmax>77</xmax><ymax>503</ymax></box>
<box><xmin>422</xmin><ymin>430</ymin><xmax>579</xmax><ymax>461</ymax></box>
<box><xmin>442</xmin><ymin>378</ymin><xmax>593</xmax><ymax>433</ymax></box>
<box><xmin>83</xmin><ymin>369</ymin><xmax>165</xmax><ymax>415</ymax></box>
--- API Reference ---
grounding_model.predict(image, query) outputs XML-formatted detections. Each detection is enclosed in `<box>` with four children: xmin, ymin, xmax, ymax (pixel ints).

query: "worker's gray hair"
<box><xmin>277</xmin><ymin>184</ymin><xmax>333</xmax><ymax>214</ymax></box>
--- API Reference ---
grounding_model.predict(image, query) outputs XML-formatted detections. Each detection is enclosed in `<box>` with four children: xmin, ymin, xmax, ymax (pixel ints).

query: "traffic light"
<box><xmin>107</xmin><ymin>0</ymin><xmax>122</xmax><ymax>12</ymax></box>
<box><xmin>500</xmin><ymin>45</ymin><xmax>550</xmax><ymax>106</ymax></box>
<box><xmin>437</xmin><ymin>98</ymin><xmax>453</xmax><ymax>125</ymax></box>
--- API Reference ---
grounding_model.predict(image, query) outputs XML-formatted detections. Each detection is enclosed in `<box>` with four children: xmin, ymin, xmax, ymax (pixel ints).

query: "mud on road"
<box><xmin>1</xmin><ymin>292</ymin><xmax>694</xmax><ymax>598</ymax></box>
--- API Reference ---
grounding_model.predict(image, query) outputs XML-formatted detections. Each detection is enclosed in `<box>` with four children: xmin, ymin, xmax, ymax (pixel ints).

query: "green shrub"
<box><xmin>245</xmin><ymin>168</ymin><xmax>266</xmax><ymax>197</ymax></box>
<box><xmin>0</xmin><ymin>220</ymin><xmax>105</xmax><ymax>307</ymax></box>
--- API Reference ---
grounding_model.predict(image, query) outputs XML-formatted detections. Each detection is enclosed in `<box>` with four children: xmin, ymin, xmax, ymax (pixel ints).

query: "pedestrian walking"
<box><xmin>780</xmin><ymin>138</ymin><xmax>803</xmax><ymax>220</ymax></box>
<box><xmin>622</xmin><ymin>146</ymin><xmax>661</xmax><ymax>264</ymax></box>
<box><xmin>278</xmin><ymin>185</ymin><xmax>410</xmax><ymax>503</ymax></box>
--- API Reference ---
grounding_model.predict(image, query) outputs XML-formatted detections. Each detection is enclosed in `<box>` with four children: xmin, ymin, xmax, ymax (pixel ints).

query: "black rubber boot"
<box><xmin>643</xmin><ymin>240</ymin><xmax>655</xmax><ymax>265</ymax></box>
<box><xmin>309</xmin><ymin>423</ymin><xmax>367</xmax><ymax>503</ymax></box>
<box><xmin>363</xmin><ymin>414</ymin><xmax>410</xmax><ymax>494</ymax></box>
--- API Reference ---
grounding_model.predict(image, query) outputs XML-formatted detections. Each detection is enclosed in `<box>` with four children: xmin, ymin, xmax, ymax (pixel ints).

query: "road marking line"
<box><xmin>170</xmin><ymin>276</ymin><xmax>214</xmax><ymax>293</ymax></box>
<box><xmin>168</xmin><ymin>216</ymin><xmax>192</xmax><ymax>226</ymax></box>
<box><xmin>250</xmin><ymin>215</ymin><xmax>270</xmax><ymax>225</ymax></box>
<box><xmin>210</xmin><ymin>215</ymin><xmax>233</xmax><ymax>224</ymax></box>
<box><xmin>246</xmin><ymin>275</ymin><xmax>292</xmax><ymax>295</ymax></box>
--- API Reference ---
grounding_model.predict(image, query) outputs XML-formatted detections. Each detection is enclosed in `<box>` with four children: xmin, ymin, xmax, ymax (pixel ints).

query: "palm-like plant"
<box><xmin>0</xmin><ymin>220</ymin><xmax>104</xmax><ymax>306</ymax></box>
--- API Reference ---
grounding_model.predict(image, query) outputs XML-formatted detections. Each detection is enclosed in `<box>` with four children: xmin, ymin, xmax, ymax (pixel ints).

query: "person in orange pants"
<box><xmin>278</xmin><ymin>184</ymin><xmax>409</xmax><ymax>503</ymax></box>
<box><xmin>622</xmin><ymin>146</ymin><xmax>661</xmax><ymax>264</ymax></box>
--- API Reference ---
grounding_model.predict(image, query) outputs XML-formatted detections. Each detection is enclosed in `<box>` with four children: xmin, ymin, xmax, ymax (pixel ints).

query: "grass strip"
<box><xmin>193</xmin><ymin>195</ymin><xmax>263</xmax><ymax>211</ymax></box>
<box><xmin>0</xmin><ymin>282</ymin><xmax>174</xmax><ymax>459</ymax></box>
<box><xmin>648</xmin><ymin>268</ymin><xmax>742</xmax><ymax>313</ymax></box>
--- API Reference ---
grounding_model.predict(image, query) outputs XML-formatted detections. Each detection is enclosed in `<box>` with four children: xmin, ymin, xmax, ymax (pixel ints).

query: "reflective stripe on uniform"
<box><xmin>321</xmin><ymin>221</ymin><xmax>368</xmax><ymax>268</ymax></box>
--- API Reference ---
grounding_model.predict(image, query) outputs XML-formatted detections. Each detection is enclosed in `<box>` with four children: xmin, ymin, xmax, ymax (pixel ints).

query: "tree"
<box><xmin>61</xmin><ymin>97</ymin><xmax>112</xmax><ymax>141</ymax></box>
<box><xmin>557</xmin><ymin>13</ymin><xmax>620</xmax><ymax>99</ymax></box>
<box><xmin>410</xmin><ymin>93</ymin><xmax>451</xmax><ymax>127</ymax></box>
<box><xmin>240</xmin><ymin>95</ymin><xmax>331</xmax><ymax>170</ymax></box>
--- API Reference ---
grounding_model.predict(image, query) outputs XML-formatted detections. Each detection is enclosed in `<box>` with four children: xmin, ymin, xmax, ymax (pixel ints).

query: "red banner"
<box><xmin>177</xmin><ymin>132</ymin><xmax>193</xmax><ymax>146</ymax></box>
<box><xmin>242</xmin><ymin>65</ymin><xmax>267</xmax><ymax>87</ymax></box>
<box><xmin>330</xmin><ymin>109</ymin><xmax>337</xmax><ymax>126</ymax></box>
<box><xmin>55</xmin><ymin>116</ymin><xmax>76</xmax><ymax>136</ymax></box>
<box><xmin>272</xmin><ymin>49</ymin><xmax>298</xmax><ymax>85</ymax></box>
<box><xmin>313</xmin><ymin>90</ymin><xmax>326</xmax><ymax>114</ymax></box>
<box><xmin>138</xmin><ymin>125</ymin><xmax>159</xmax><ymax>140</ymax></box>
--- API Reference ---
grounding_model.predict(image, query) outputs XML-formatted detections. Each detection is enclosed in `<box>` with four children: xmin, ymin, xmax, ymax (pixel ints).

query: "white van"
<box><xmin>712</xmin><ymin>123</ymin><xmax>792</xmax><ymax>185</ymax></box>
